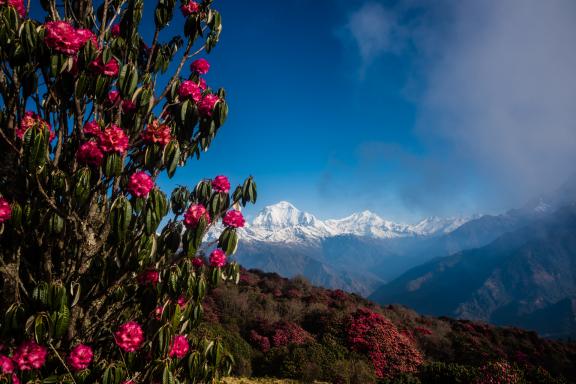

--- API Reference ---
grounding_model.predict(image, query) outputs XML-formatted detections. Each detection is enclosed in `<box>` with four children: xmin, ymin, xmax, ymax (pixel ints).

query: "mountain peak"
<box><xmin>252</xmin><ymin>201</ymin><xmax>320</xmax><ymax>230</ymax></box>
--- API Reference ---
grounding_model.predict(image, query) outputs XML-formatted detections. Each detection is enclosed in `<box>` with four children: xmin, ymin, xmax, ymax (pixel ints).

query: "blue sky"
<box><xmin>159</xmin><ymin>0</ymin><xmax>576</xmax><ymax>222</ymax></box>
<box><xmin>32</xmin><ymin>1</ymin><xmax>576</xmax><ymax>222</ymax></box>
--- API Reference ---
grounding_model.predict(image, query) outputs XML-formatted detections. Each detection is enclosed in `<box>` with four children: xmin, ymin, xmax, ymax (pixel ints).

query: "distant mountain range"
<box><xmin>210</xmin><ymin>201</ymin><xmax>481</xmax><ymax>296</ymax></box>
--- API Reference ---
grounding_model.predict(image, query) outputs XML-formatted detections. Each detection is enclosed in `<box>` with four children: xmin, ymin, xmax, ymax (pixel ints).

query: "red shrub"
<box><xmin>347</xmin><ymin>308</ymin><xmax>423</xmax><ymax>379</ymax></box>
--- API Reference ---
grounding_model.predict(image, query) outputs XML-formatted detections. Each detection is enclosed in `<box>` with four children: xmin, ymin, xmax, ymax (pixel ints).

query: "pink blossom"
<box><xmin>180</xmin><ymin>1</ymin><xmax>199</xmax><ymax>16</ymax></box>
<box><xmin>198</xmin><ymin>78</ymin><xmax>207</xmax><ymax>90</ymax></box>
<box><xmin>169</xmin><ymin>335</ymin><xmax>189</xmax><ymax>359</ymax></box>
<box><xmin>111</xmin><ymin>24</ymin><xmax>121</xmax><ymax>37</ymax></box>
<box><xmin>76</xmin><ymin>141</ymin><xmax>104</xmax><ymax>167</ymax></box>
<box><xmin>222</xmin><ymin>210</ymin><xmax>245</xmax><ymax>228</ymax></box>
<box><xmin>17</xmin><ymin>111</ymin><xmax>54</xmax><ymax>141</ymax></box>
<box><xmin>128</xmin><ymin>172</ymin><xmax>155</xmax><ymax>198</ymax></box>
<box><xmin>66</xmin><ymin>344</ymin><xmax>93</xmax><ymax>371</ymax></box>
<box><xmin>137</xmin><ymin>269</ymin><xmax>159</xmax><ymax>286</ymax></box>
<box><xmin>192</xmin><ymin>257</ymin><xmax>204</xmax><ymax>268</ymax></box>
<box><xmin>121</xmin><ymin>99</ymin><xmax>137</xmax><ymax>114</ymax></box>
<box><xmin>89</xmin><ymin>56</ymin><xmax>120</xmax><ymax>77</ymax></box>
<box><xmin>153</xmin><ymin>305</ymin><xmax>164</xmax><ymax>320</ymax></box>
<box><xmin>178</xmin><ymin>80</ymin><xmax>202</xmax><ymax>102</ymax></box>
<box><xmin>141</xmin><ymin>120</ymin><xmax>172</xmax><ymax>146</ymax></box>
<box><xmin>44</xmin><ymin>21</ymin><xmax>94</xmax><ymax>55</ymax></box>
<box><xmin>12</xmin><ymin>340</ymin><xmax>48</xmax><ymax>370</ymax></box>
<box><xmin>107</xmin><ymin>90</ymin><xmax>121</xmax><ymax>105</ymax></box>
<box><xmin>114</xmin><ymin>321</ymin><xmax>145</xmax><ymax>352</ymax></box>
<box><xmin>0</xmin><ymin>0</ymin><xmax>25</xmax><ymax>17</ymax></box>
<box><xmin>0</xmin><ymin>198</ymin><xmax>11</xmax><ymax>224</ymax></box>
<box><xmin>0</xmin><ymin>354</ymin><xmax>14</xmax><ymax>373</ymax></box>
<box><xmin>209</xmin><ymin>248</ymin><xmax>226</xmax><ymax>268</ymax></box>
<box><xmin>198</xmin><ymin>94</ymin><xmax>220</xmax><ymax>117</ymax></box>
<box><xmin>98</xmin><ymin>124</ymin><xmax>129</xmax><ymax>154</ymax></box>
<box><xmin>83</xmin><ymin>120</ymin><xmax>101</xmax><ymax>136</ymax></box>
<box><xmin>177</xmin><ymin>295</ymin><xmax>187</xmax><ymax>309</ymax></box>
<box><xmin>183</xmin><ymin>204</ymin><xmax>210</xmax><ymax>229</ymax></box>
<box><xmin>191</xmin><ymin>58</ymin><xmax>210</xmax><ymax>75</ymax></box>
<box><xmin>211</xmin><ymin>175</ymin><xmax>230</xmax><ymax>193</ymax></box>
<box><xmin>11</xmin><ymin>373</ymin><xmax>19</xmax><ymax>384</ymax></box>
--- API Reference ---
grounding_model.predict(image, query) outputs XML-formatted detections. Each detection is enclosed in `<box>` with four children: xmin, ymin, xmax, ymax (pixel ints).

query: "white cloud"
<box><xmin>344</xmin><ymin>2</ymin><xmax>403</xmax><ymax>73</ymax></box>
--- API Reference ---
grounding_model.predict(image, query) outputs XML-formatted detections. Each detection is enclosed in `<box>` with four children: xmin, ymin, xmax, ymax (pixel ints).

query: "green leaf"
<box><xmin>163</xmin><ymin>140</ymin><xmax>180</xmax><ymax>178</ymax></box>
<box><xmin>104</xmin><ymin>153</ymin><xmax>123</xmax><ymax>178</ymax></box>
<box><xmin>162</xmin><ymin>364</ymin><xmax>175</xmax><ymax>384</ymax></box>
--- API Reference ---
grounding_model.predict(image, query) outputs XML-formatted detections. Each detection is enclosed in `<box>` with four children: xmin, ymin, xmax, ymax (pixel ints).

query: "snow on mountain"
<box><xmin>237</xmin><ymin>201</ymin><xmax>477</xmax><ymax>244</ymax></box>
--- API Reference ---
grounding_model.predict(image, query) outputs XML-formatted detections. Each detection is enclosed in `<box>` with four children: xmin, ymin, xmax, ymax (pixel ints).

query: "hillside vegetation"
<box><xmin>202</xmin><ymin>269</ymin><xmax>576</xmax><ymax>383</ymax></box>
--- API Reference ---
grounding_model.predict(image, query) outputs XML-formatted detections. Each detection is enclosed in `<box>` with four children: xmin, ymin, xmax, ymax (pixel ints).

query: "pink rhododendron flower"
<box><xmin>128</xmin><ymin>172</ymin><xmax>154</xmax><ymax>198</ymax></box>
<box><xmin>11</xmin><ymin>373</ymin><xmax>19</xmax><ymax>384</ymax></box>
<box><xmin>114</xmin><ymin>321</ymin><xmax>144</xmax><ymax>352</ymax></box>
<box><xmin>0</xmin><ymin>198</ymin><xmax>11</xmax><ymax>224</ymax></box>
<box><xmin>137</xmin><ymin>269</ymin><xmax>159</xmax><ymax>286</ymax></box>
<box><xmin>0</xmin><ymin>354</ymin><xmax>14</xmax><ymax>373</ymax></box>
<box><xmin>121</xmin><ymin>99</ymin><xmax>137</xmax><ymax>114</ymax></box>
<box><xmin>17</xmin><ymin>111</ymin><xmax>54</xmax><ymax>141</ymax></box>
<box><xmin>67</xmin><ymin>344</ymin><xmax>93</xmax><ymax>371</ymax></box>
<box><xmin>76</xmin><ymin>28</ymin><xmax>98</xmax><ymax>48</ymax></box>
<box><xmin>191</xmin><ymin>58</ymin><xmax>210</xmax><ymax>75</ymax></box>
<box><xmin>222</xmin><ymin>210</ymin><xmax>245</xmax><ymax>228</ymax></box>
<box><xmin>111</xmin><ymin>24</ymin><xmax>121</xmax><ymax>37</ymax></box>
<box><xmin>178</xmin><ymin>80</ymin><xmax>202</xmax><ymax>102</ymax></box>
<box><xmin>209</xmin><ymin>248</ymin><xmax>226</xmax><ymax>268</ymax></box>
<box><xmin>0</xmin><ymin>0</ymin><xmax>25</xmax><ymax>17</ymax></box>
<box><xmin>192</xmin><ymin>257</ymin><xmax>204</xmax><ymax>268</ymax></box>
<box><xmin>183</xmin><ymin>204</ymin><xmax>210</xmax><ymax>228</ymax></box>
<box><xmin>180</xmin><ymin>1</ymin><xmax>199</xmax><ymax>16</ymax></box>
<box><xmin>141</xmin><ymin>120</ymin><xmax>172</xmax><ymax>146</ymax></box>
<box><xmin>153</xmin><ymin>305</ymin><xmax>164</xmax><ymax>320</ymax></box>
<box><xmin>89</xmin><ymin>56</ymin><xmax>120</xmax><ymax>77</ymax></box>
<box><xmin>211</xmin><ymin>175</ymin><xmax>230</xmax><ymax>193</ymax></box>
<box><xmin>198</xmin><ymin>78</ymin><xmax>207</xmax><ymax>90</ymax></box>
<box><xmin>98</xmin><ymin>124</ymin><xmax>129</xmax><ymax>154</ymax></box>
<box><xmin>77</xmin><ymin>141</ymin><xmax>104</xmax><ymax>167</ymax></box>
<box><xmin>83</xmin><ymin>120</ymin><xmax>101</xmax><ymax>136</ymax></box>
<box><xmin>44</xmin><ymin>21</ymin><xmax>94</xmax><ymax>55</ymax></box>
<box><xmin>169</xmin><ymin>335</ymin><xmax>189</xmax><ymax>359</ymax></box>
<box><xmin>12</xmin><ymin>340</ymin><xmax>48</xmax><ymax>370</ymax></box>
<box><xmin>177</xmin><ymin>295</ymin><xmax>187</xmax><ymax>309</ymax></box>
<box><xmin>198</xmin><ymin>94</ymin><xmax>220</xmax><ymax>117</ymax></box>
<box><xmin>107</xmin><ymin>90</ymin><xmax>121</xmax><ymax>105</ymax></box>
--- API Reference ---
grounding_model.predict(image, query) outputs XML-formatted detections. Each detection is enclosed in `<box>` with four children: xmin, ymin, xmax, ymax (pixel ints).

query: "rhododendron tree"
<box><xmin>0</xmin><ymin>1</ymin><xmax>257</xmax><ymax>383</ymax></box>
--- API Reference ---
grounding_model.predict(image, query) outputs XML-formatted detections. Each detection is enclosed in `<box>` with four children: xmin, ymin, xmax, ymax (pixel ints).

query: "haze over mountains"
<box><xmin>222</xmin><ymin>178</ymin><xmax>576</xmax><ymax>338</ymax></box>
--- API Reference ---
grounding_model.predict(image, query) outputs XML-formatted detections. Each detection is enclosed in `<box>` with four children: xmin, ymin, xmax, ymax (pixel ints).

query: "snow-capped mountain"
<box><xmin>239</xmin><ymin>201</ymin><xmax>476</xmax><ymax>244</ymax></box>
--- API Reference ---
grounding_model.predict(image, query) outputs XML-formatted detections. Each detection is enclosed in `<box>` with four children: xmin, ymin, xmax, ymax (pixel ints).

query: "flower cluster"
<box><xmin>17</xmin><ymin>111</ymin><xmax>54</xmax><ymax>141</ymax></box>
<box><xmin>169</xmin><ymin>335</ymin><xmax>190</xmax><ymax>359</ymax></box>
<box><xmin>211</xmin><ymin>175</ymin><xmax>230</xmax><ymax>193</ymax></box>
<box><xmin>141</xmin><ymin>120</ymin><xmax>172</xmax><ymax>146</ymax></box>
<box><xmin>111</xmin><ymin>24</ymin><xmax>121</xmax><ymax>37</ymax></box>
<box><xmin>198</xmin><ymin>94</ymin><xmax>220</xmax><ymax>117</ymax></box>
<box><xmin>121</xmin><ymin>99</ymin><xmax>137</xmax><ymax>114</ymax></box>
<box><xmin>114</xmin><ymin>321</ymin><xmax>145</xmax><ymax>352</ymax></box>
<box><xmin>128</xmin><ymin>172</ymin><xmax>155</xmax><ymax>198</ymax></box>
<box><xmin>97</xmin><ymin>124</ymin><xmax>129</xmax><ymax>154</ymax></box>
<box><xmin>66</xmin><ymin>344</ymin><xmax>93</xmax><ymax>372</ymax></box>
<box><xmin>191</xmin><ymin>58</ymin><xmax>210</xmax><ymax>75</ymax></box>
<box><xmin>0</xmin><ymin>197</ymin><xmax>11</xmax><ymax>224</ymax></box>
<box><xmin>44</xmin><ymin>21</ymin><xmax>95</xmax><ymax>55</ymax></box>
<box><xmin>0</xmin><ymin>0</ymin><xmax>25</xmax><ymax>18</ymax></box>
<box><xmin>11</xmin><ymin>340</ymin><xmax>48</xmax><ymax>371</ymax></box>
<box><xmin>209</xmin><ymin>248</ymin><xmax>226</xmax><ymax>268</ymax></box>
<box><xmin>181</xmin><ymin>1</ymin><xmax>200</xmax><ymax>16</ymax></box>
<box><xmin>108</xmin><ymin>90</ymin><xmax>121</xmax><ymax>105</ymax></box>
<box><xmin>137</xmin><ymin>269</ymin><xmax>159</xmax><ymax>286</ymax></box>
<box><xmin>183</xmin><ymin>204</ymin><xmax>210</xmax><ymax>229</ymax></box>
<box><xmin>178</xmin><ymin>80</ymin><xmax>202</xmax><ymax>102</ymax></box>
<box><xmin>222</xmin><ymin>210</ymin><xmax>245</xmax><ymax>228</ymax></box>
<box><xmin>83</xmin><ymin>120</ymin><xmax>101</xmax><ymax>136</ymax></box>
<box><xmin>89</xmin><ymin>56</ymin><xmax>120</xmax><ymax>77</ymax></box>
<box><xmin>76</xmin><ymin>141</ymin><xmax>104</xmax><ymax>167</ymax></box>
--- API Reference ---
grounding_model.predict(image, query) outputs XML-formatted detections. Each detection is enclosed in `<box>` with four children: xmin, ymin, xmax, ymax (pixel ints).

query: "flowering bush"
<box><xmin>347</xmin><ymin>308</ymin><xmax>424</xmax><ymax>378</ymax></box>
<box><xmin>0</xmin><ymin>1</ymin><xmax>257</xmax><ymax>383</ymax></box>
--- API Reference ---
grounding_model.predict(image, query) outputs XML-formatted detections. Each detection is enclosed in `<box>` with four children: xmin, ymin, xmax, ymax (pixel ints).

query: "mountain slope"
<box><xmin>369</xmin><ymin>205</ymin><xmax>576</xmax><ymax>338</ymax></box>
